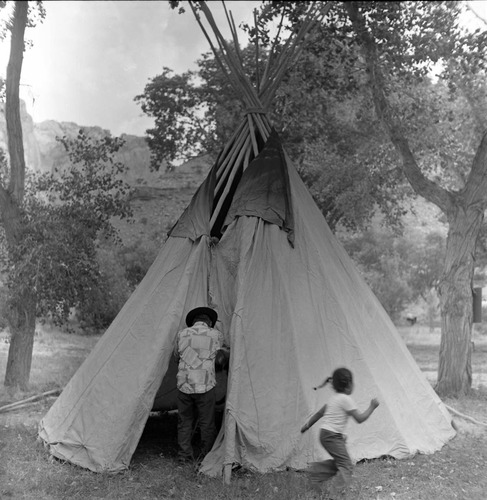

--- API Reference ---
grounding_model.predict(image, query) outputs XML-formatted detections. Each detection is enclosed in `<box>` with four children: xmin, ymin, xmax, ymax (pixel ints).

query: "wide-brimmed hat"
<box><xmin>185</xmin><ymin>306</ymin><xmax>218</xmax><ymax>327</ymax></box>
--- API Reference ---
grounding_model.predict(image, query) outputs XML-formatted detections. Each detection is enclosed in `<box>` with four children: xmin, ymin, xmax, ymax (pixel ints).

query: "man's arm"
<box><xmin>216</xmin><ymin>329</ymin><xmax>230</xmax><ymax>362</ymax></box>
<box><xmin>173</xmin><ymin>331</ymin><xmax>181</xmax><ymax>359</ymax></box>
<box><xmin>217</xmin><ymin>329</ymin><xmax>229</xmax><ymax>350</ymax></box>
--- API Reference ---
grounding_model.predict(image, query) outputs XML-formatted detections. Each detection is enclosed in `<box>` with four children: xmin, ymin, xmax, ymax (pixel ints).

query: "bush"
<box><xmin>75</xmin><ymin>244</ymin><xmax>132</xmax><ymax>333</ymax></box>
<box><xmin>117</xmin><ymin>242</ymin><xmax>158</xmax><ymax>289</ymax></box>
<box><xmin>73</xmin><ymin>239</ymin><xmax>159</xmax><ymax>333</ymax></box>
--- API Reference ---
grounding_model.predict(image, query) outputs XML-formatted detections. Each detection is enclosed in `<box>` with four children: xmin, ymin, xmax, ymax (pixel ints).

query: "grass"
<box><xmin>398</xmin><ymin>324</ymin><xmax>487</xmax><ymax>389</ymax></box>
<box><xmin>1</xmin><ymin>325</ymin><xmax>486</xmax><ymax>499</ymax></box>
<box><xmin>0</xmin><ymin>326</ymin><xmax>99</xmax><ymax>405</ymax></box>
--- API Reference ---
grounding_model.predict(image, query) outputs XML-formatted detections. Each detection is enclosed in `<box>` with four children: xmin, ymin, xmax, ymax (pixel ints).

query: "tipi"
<box><xmin>38</xmin><ymin>1</ymin><xmax>455</xmax><ymax>479</ymax></box>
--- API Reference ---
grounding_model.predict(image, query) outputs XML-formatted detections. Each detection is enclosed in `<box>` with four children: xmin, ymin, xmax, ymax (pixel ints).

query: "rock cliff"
<box><xmin>0</xmin><ymin>102</ymin><xmax>212</xmax><ymax>248</ymax></box>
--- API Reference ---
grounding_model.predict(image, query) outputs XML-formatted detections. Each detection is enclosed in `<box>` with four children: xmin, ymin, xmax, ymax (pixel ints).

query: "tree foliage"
<box><xmin>136</xmin><ymin>23</ymin><xmax>409</xmax><ymax>231</ymax></box>
<box><xmin>342</xmin><ymin>228</ymin><xmax>414</xmax><ymax>320</ymax></box>
<box><xmin>134</xmin><ymin>48</ymin><xmax>252</xmax><ymax>171</ymax></box>
<box><xmin>342</xmin><ymin>223</ymin><xmax>446</xmax><ymax>320</ymax></box>
<box><xmin>2</xmin><ymin>131</ymin><xmax>133</xmax><ymax>328</ymax></box>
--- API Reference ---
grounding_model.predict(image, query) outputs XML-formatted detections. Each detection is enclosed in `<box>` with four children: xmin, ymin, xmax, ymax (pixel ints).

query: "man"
<box><xmin>174</xmin><ymin>306</ymin><xmax>229</xmax><ymax>463</ymax></box>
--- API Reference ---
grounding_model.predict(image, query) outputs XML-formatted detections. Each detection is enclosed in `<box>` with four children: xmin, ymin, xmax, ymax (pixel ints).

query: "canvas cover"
<box><xmin>38</xmin><ymin>236</ymin><xmax>213</xmax><ymax>472</ymax></box>
<box><xmin>39</xmin><ymin>132</ymin><xmax>455</xmax><ymax>474</ymax></box>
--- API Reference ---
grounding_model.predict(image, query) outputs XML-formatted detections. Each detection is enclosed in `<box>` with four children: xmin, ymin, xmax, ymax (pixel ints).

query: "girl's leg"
<box><xmin>320</xmin><ymin>430</ymin><xmax>353</xmax><ymax>496</ymax></box>
<box><xmin>306</xmin><ymin>460</ymin><xmax>336</xmax><ymax>497</ymax></box>
<box><xmin>305</xmin><ymin>429</ymin><xmax>340</xmax><ymax>495</ymax></box>
<box><xmin>308</xmin><ymin>459</ymin><xmax>338</xmax><ymax>485</ymax></box>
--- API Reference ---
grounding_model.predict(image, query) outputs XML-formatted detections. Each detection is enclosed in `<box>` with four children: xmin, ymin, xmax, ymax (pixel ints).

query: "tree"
<box><xmin>136</xmin><ymin>26</ymin><xmax>409</xmax><ymax>233</ymax></box>
<box><xmin>4</xmin><ymin>130</ymin><xmax>131</xmax><ymax>389</ymax></box>
<box><xmin>407</xmin><ymin>232</ymin><xmax>446</xmax><ymax>303</ymax></box>
<box><xmin>134</xmin><ymin>49</ymin><xmax>255</xmax><ymax>171</ymax></box>
<box><xmin>341</xmin><ymin>227</ymin><xmax>414</xmax><ymax>320</ymax></box>
<box><xmin>2</xmin><ymin>0</ymin><xmax>33</xmax><ymax>390</ymax></box>
<box><xmin>1</xmin><ymin>2</ymin><xmax>134</xmax><ymax>390</ymax></box>
<box><xmin>2</xmin><ymin>127</ymin><xmax>133</xmax><ymax>389</ymax></box>
<box><xmin>338</xmin><ymin>1</ymin><xmax>487</xmax><ymax>396</ymax></box>
<box><xmin>340</xmin><ymin>222</ymin><xmax>446</xmax><ymax>322</ymax></box>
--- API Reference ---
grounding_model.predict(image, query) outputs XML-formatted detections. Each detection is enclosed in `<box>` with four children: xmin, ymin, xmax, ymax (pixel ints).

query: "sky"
<box><xmin>1</xmin><ymin>1</ymin><xmax>487</xmax><ymax>137</ymax></box>
<box><xmin>0</xmin><ymin>1</ymin><xmax>260</xmax><ymax>136</ymax></box>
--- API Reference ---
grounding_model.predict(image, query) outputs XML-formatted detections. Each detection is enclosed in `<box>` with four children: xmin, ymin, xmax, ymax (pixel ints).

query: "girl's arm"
<box><xmin>301</xmin><ymin>404</ymin><xmax>327</xmax><ymax>433</ymax></box>
<box><xmin>347</xmin><ymin>398</ymin><xmax>379</xmax><ymax>424</ymax></box>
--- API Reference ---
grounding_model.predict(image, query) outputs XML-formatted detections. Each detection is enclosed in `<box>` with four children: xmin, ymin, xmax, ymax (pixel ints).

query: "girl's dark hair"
<box><xmin>324</xmin><ymin>368</ymin><xmax>353</xmax><ymax>393</ymax></box>
<box><xmin>314</xmin><ymin>367</ymin><xmax>353</xmax><ymax>391</ymax></box>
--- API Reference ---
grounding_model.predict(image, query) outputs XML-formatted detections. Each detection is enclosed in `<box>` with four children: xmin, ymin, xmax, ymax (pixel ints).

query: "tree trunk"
<box><xmin>2</xmin><ymin>1</ymin><xmax>34</xmax><ymax>391</ymax></box>
<box><xmin>5</xmin><ymin>1</ymin><xmax>28</xmax><ymax>201</ymax></box>
<box><xmin>4</xmin><ymin>293</ymin><xmax>37</xmax><ymax>391</ymax></box>
<box><xmin>436</xmin><ymin>206</ymin><xmax>483</xmax><ymax>397</ymax></box>
<box><xmin>1</xmin><ymin>189</ymin><xmax>37</xmax><ymax>391</ymax></box>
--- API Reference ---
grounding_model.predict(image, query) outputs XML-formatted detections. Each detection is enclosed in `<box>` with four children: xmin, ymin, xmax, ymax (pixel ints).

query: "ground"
<box><xmin>0</xmin><ymin>324</ymin><xmax>486</xmax><ymax>499</ymax></box>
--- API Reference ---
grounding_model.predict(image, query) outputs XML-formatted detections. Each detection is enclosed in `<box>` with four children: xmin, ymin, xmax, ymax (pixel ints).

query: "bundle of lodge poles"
<box><xmin>187</xmin><ymin>1</ymin><xmax>331</xmax><ymax>231</ymax></box>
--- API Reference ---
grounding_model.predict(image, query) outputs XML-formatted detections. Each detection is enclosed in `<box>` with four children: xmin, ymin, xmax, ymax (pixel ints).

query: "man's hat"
<box><xmin>185</xmin><ymin>306</ymin><xmax>218</xmax><ymax>327</ymax></box>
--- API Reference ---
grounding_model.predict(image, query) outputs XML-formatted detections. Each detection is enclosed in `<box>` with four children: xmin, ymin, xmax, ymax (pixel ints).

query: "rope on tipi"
<box><xmin>188</xmin><ymin>0</ymin><xmax>331</xmax><ymax>232</ymax></box>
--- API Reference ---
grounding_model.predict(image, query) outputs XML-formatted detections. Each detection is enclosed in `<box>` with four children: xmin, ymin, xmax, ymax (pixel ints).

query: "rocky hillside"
<box><xmin>0</xmin><ymin>102</ymin><xmax>447</xmax><ymax>253</ymax></box>
<box><xmin>0</xmin><ymin>102</ymin><xmax>212</xmax><ymax>249</ymax></box>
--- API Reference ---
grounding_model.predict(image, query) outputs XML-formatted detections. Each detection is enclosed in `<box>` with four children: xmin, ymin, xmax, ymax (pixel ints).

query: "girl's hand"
<box><xmin>371</xmin><ymin>398</ymin><xmax>380</xmax><ymax>409</ymax></box>
<box><xmin>300</xmin><ymin>423</ymin><xmax>308</xmax><ymax>433</ymax></box>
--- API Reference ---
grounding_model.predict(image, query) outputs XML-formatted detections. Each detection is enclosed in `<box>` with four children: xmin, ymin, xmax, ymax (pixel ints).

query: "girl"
<box><xmin>301</xmin><ymin>367</ymin><xmax>379</xmax><ymax>497</ymax></box>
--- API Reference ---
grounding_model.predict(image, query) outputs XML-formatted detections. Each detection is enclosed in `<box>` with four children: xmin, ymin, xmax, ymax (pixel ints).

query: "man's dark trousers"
<box><xmin>177</xmin><ymin>388</ymin><xmax>216</xmax><ymax>461</ymax></box>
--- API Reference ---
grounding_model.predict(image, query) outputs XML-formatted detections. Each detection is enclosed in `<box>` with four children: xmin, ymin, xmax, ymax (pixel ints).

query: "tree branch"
<box><xmin>344</xmin><ymin>2</ymin><xmax>454</xmax><ymax>214</ymax></box>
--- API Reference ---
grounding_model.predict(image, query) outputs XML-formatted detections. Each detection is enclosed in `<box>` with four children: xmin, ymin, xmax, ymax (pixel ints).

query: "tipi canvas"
<box><xmin>200</xmin><ymin>132</ymin><xmax>455</xmax><ymax>475</ymax></box>
<box><xmin>38</xmin><ymin>0</ymin><xmax>455</xmax><ymax>478</ymax></box>
<box><xmin>38</xmin><ymin>128</ymin><xmax>455</xmax><ymax>475</ymax></box>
